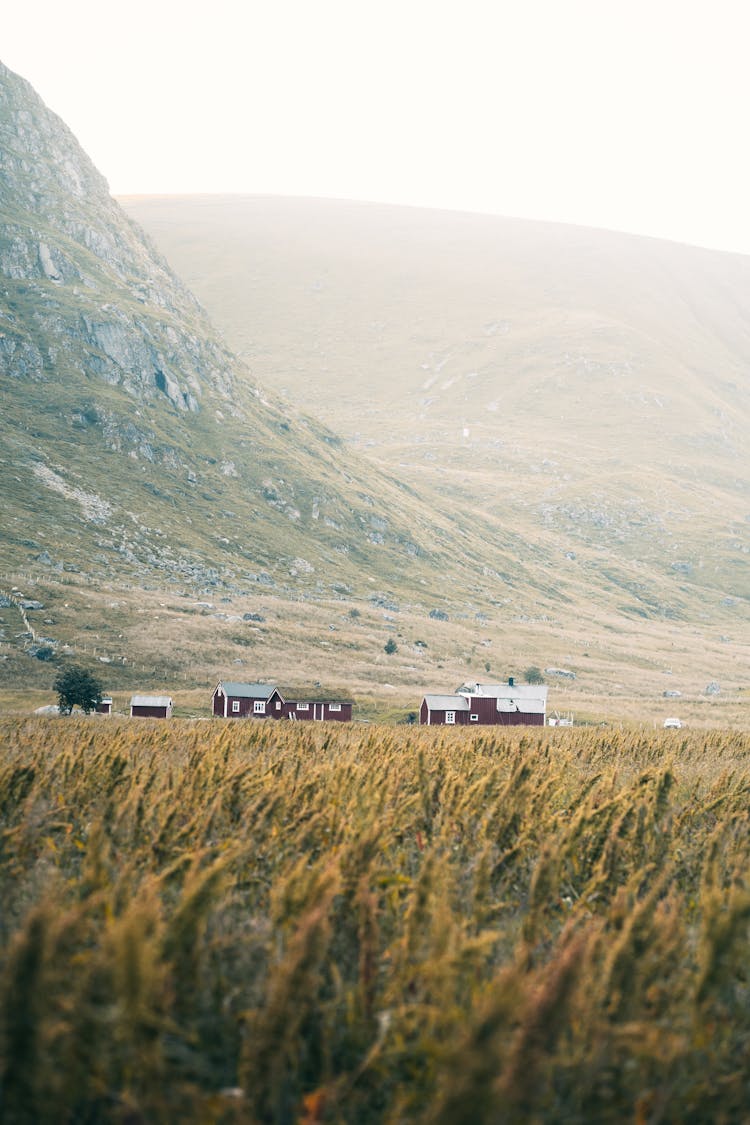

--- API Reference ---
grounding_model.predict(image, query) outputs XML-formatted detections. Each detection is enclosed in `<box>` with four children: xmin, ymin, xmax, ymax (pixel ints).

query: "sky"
<box><xmin>3</xmin><ymin>0</ymin><xmax>750</xmax><ymax>254</ymax></box>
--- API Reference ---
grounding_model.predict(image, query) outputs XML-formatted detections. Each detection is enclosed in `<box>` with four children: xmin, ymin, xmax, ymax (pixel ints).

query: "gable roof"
<box><xmin>130</xmin><ymin>695</ymin><xmax>172</xmax><ymax>708</ymax></box>
<box><xmin>217</xmin><ymin>681</ymin><xmax>280</xmax><ymax>700</ymax></box>
<box><xmin>422</xmin><ymin>694</ymin><xmax>471</xmax><ymax>711</ymax></box>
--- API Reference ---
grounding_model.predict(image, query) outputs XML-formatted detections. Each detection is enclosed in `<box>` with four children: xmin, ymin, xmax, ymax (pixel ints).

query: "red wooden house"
<box><xmin>420</xmin><ymin>678</ymin><xmax>547</xmax><ymax>726</ymax></box>
<box><xmin>212</xmin><ymin>682</ymin><xmax>284</xmax><ymax>718</ymax></box>
<box><xmin>213</xmin><ymin>681</ymin><xmax>353</xmax><ymax>722</ymax></box>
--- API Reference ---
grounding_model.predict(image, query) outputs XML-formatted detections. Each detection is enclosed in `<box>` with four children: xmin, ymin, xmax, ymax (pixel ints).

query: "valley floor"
<box><xmin>1</xmin><ymin>570</ymin><xmax>748</xmax><ymax>730</ymax></box>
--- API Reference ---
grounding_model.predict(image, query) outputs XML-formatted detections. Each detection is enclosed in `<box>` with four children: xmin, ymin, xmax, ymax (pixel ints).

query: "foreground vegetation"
<box><xmin>1</xmin><ymin>718</ymin><xmax>749</xmax><ymax>1122</ymax></box>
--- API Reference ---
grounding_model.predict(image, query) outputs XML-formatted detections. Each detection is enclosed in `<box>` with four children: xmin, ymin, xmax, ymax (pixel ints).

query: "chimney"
<box><xmin>508</xmin><ymin>676</ymin><xmax>514</xmax><ymax>687</ymax></box>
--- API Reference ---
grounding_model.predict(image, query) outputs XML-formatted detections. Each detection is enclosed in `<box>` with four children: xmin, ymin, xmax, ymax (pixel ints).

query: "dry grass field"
<box><xmin>1</xmin><ymin>716</ymin><xmax>749</xmax><ymax>1122</ymax></box>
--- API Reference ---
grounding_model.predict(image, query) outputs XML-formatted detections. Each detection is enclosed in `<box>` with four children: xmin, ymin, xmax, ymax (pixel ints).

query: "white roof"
<box><xmin>217</xmin><ymin>681</ymin><xmax>278</xmax><ymax>699</ymax></box>
<box><xmin>423</xmin><ymin>694</ymin><xmax>471</xmax><ymax>711</ymax></box>
<box><xmin>494</xmin><ymin>695</ymin><xmax>547</xmax><ymax>714</ymax></box>
<box><xmin>459</xmin><ymin>681</ymin><xmax>548</xmax><ymax>700</ymax></box>
<box><xmin>130</xmin><ymin>695</ymin><xmax>172</xmax><ymax>707</ymax></box>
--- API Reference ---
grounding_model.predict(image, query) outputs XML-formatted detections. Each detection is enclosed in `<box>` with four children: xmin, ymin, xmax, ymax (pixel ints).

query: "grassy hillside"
<box><xmin>2</xmin><ymin>717</ymin><xmax>749</xmax><ymax>1121</ymax></box>
<box><xmin>121</xmin><ymin>195</ymin><xmax>750</xmax><ymax>603</ymax></box>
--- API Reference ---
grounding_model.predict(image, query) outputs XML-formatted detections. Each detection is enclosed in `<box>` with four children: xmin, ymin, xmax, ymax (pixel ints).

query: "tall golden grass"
<box><xmin>0</xmin><ymin>717</ymin><xmax>748</xmax><ymax>1122</ymax></box>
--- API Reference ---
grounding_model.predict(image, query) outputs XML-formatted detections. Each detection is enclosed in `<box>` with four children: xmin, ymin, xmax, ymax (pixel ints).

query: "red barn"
<box><xmin>212</xmin><ymin>681</ymin><xmax>284</xmax><ymax>718</ymax></box>
<box><xmin>130</xmin><ymin>694</ymin><xmax>173</xmax><ymax>719</ymax></box>
<box><xmin>95</xmin><ymin>696</ymin><xmax>113</xmax><ymax>716</ymax></box>
<box><xmin>420</xmin><ymin>679</ymin><xmax>547</xmax><ymax>726</ymax></box>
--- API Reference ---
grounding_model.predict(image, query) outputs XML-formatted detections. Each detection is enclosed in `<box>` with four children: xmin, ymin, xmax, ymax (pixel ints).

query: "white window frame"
<box><xmin>253</xmin><ymin>700</ymin><xmax>265</xmax><ymax>714</ymax></box>
<box><xmin>275</xmin><ymin>700</ymin><xmax>282</xmax><ymax>710</ymax></box>
<box><xmin>297</xmin><ymin>702</ymin><xmax>309</xmax><ymax>711</ymax></box>
<box><xmin>328</xmin><ymin>703</ymin><xmax>342</xmax><ymax>712</ymax></box>
<box><xmin>445</xmin><ymin>711</ymin><xmax>456</xmax><ymax>724</ymax></box>
<box><xmin>232</xmin><ymin>700</ymin><xmax>240</xmax><ymax>713</ymax></box>
<box><xmin>470</xmin><ymin>714</ymin><xmax>479</xmax><ymax>722</ymax></box>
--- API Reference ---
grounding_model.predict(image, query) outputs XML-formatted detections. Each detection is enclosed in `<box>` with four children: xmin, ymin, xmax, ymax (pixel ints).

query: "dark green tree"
<box><xmin>384</xmin><ymin>637</ymin><xmax>398</xmax><ymax>655</ymax></box>
<box><xmin>53</xmin><ymin>664</ymin><xmax>103</xmax><ymax>714</ymax></box>
<box><xmin>524</xmin><ymin>666</ymin><xmax>545</xmax><ymax>684</ymax></box>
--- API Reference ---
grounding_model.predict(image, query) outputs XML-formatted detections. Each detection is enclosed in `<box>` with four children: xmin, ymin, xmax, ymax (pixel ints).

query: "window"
<box><xmin>275</xmin><ymin>701</ymin><xmax>281</xmax><ymax>710</ymax></box>
<box><xmin>253</xmin><ymin>700</ymin><xmax>265</xmax><ymax>714</ymax></box>
<box><xmin>328</xmin><ymin>703</ymin><xmax>341</xmax><ymax>712</ymax></box>
<box><xmin>445</xmin><ymin>711</ymin><xmax>455</xmax><ymax>724</ymax></box>
<box><xmin>297</xmin><ymin>702</ymin><xmax>309</xmax><ymax>711</ymax></box>
<box><xmin>232</xmin><ymin>700</ymin><xmax>240</xmax><ymax>713</ymax></box>
<box><xmin>470</xmin><ymin>714</ymin><xmax>479</xmax><ymax>722</ymax></box>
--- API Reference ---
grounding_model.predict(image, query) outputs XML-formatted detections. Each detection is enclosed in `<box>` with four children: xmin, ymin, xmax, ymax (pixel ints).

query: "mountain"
<box><xmin>120</xmin><ymin>195</ymin><xmax>750</xmax><ymax>601</ymax></box>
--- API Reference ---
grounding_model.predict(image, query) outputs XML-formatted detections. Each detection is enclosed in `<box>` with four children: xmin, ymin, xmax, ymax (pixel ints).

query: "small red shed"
<box><xmin>419</xmin><ymin>694</ymin><xmax>471</xmax><ymax>726</ymax></box>
<box><xmin>130</xmin><ymin>694</ymin><xmax>173</xmax><ymax>719</ymax></box>
<box><xmin>95</xmin><ymin>696</ymin><xmax>113</xmax><ymax>716</ymax></box>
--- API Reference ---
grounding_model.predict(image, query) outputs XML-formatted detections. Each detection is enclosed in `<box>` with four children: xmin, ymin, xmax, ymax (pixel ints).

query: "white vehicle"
<box><xmin>663</xmin><ymin>717</ymin><xmax>682</xmax><ymax>729</ymax></box>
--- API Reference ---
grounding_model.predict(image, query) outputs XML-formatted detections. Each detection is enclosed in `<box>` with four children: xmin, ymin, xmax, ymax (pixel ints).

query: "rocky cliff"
<box><xmin>0</xmin><ymin>60</ymin><xmax>235</xmax><ymax>410</ymax></box>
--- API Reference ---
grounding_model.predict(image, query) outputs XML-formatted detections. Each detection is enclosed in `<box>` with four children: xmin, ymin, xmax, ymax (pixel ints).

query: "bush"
<box><xmin>384</xmin><ymin>637</ymin><xmax>398</xmax><ymax>655</ymax></box>
<box><xmin>524</xmin><ymin>666</ymin><xmax>545</xmax><ymax>684</ymax></box>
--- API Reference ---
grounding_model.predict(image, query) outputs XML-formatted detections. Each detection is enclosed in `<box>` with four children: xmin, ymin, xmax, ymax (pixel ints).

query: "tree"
<box><xmin>384</xmin><ymin>637</ymin><xmax>398</xmax><ymax>655</ymax></box>
<box><xmin>524</xmin><ymin>666</ymin><xmax>545</xmax><ymax>684</ymax></box>
<box><xmin>53</xmin><ymin>664</ymin><xmax>103</xmax><ymax>714</ymax></box>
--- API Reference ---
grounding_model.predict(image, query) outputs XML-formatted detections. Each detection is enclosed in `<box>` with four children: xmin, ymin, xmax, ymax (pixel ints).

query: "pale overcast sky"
<box><xmin>3</xmin><ymin>0</ymin><xmax>749</xmax><ymax>254</ymax></box>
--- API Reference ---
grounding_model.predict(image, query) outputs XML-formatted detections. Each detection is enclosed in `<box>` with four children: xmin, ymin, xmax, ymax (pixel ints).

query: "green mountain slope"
<box><xmin>121</xmin><ymin>194</ymin><xmax>750</xmax><ymax>610</ymax></box>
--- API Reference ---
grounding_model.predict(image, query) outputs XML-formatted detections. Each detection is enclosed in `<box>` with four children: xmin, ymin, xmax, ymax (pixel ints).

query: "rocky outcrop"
<box><xmin>0</xmin><ymin>60</ymin><xmax>238</xmax><ymax>411</ymax></box>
